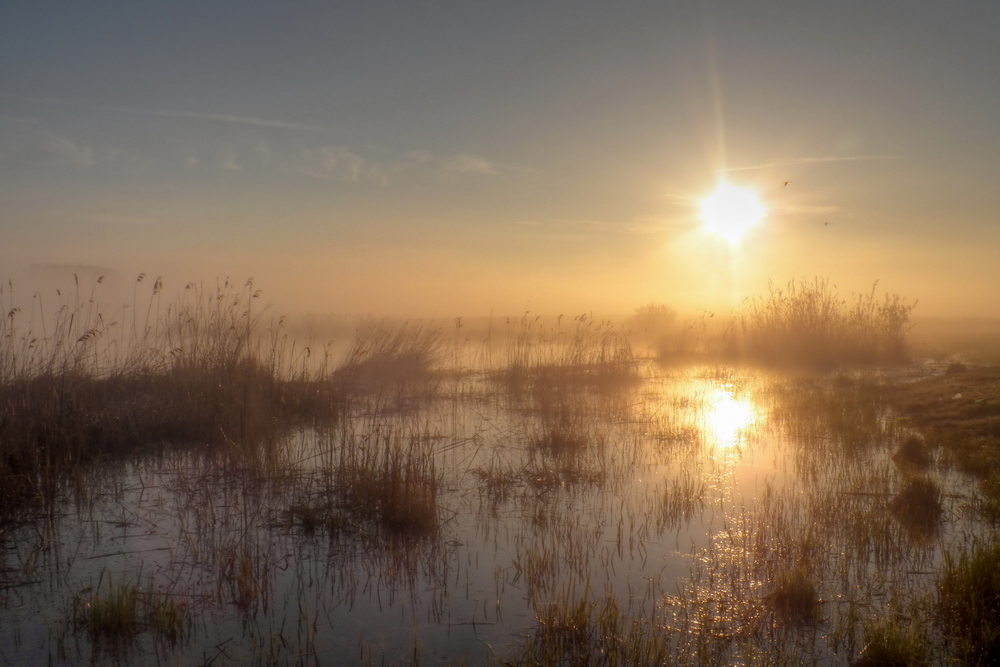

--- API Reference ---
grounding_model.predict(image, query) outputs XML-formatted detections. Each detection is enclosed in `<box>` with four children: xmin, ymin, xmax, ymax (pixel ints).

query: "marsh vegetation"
<box><xmin>1</xmin><ymin>275</ymin><xmax>997</xmax><ymax>665</ymax></box>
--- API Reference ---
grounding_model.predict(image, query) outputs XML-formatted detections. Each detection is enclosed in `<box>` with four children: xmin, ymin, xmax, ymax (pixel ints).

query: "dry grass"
<box><xmin>766</xmin><ymin>566</ymin><xmax>820</xmax><ymax>625</ymax></box>
<box><xmin>336</xmin><ymin>318</ymin><xmax>444</xmax><ymax>390</ymax></box>
<box><xmin>330</xmin><ymin>413</ymin><xmax>441</xmax><ymax>537</ymax></box>
<box><xmin>494</xmin><ymin>312</ymin><xmax>638</xmax><ymax>393</ymax></box>
<box><xmin>74</xmin><ymin>574</ymin><xmax>189</xmax><ymax>647</ymax></box>
<box><xmin>736</xmin><ymin>278</ymin><xmax>915</xmax><ymax>368</ymax></box>
<box><xmin>888</xmin><ymin>475</ymin><xmax>943</xmax><ymax>538</ymax></box>
<box><xmin>937</xmin><ymin>540</ymin><xmax>1000</xmax><ymax>665</ymax></box>
<box><xmin>854</xmin><ymin>615</ymin><xmax>930</xmax><ymax>667</ymax></box>
<box><xmin>0</xmin><ymin>276</ymin><xmax>340</xmax><ymax>522</ymax></box>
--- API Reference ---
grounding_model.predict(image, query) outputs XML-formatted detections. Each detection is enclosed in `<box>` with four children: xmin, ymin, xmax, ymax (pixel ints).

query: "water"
<box><xmin>0</xmin><ymin>364</ymin><xmax>983</xmax><ymax>665</ymax></box>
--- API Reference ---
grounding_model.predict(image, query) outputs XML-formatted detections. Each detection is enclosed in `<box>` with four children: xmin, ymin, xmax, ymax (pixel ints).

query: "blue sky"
<box><xmin>2</xmin><ymin>2</ymin><xmax>999</xmax><ymax>316</ymax></box>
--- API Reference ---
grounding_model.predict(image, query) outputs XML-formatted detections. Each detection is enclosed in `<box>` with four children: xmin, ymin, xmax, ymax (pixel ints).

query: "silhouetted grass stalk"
<box><xmin>737</xmin><ymin>278</ymin><xmax>915</xmax><ymax>367</ymax></box>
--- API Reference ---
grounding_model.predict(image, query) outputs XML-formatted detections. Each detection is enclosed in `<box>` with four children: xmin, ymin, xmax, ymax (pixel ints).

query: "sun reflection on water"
<box><xmin>706</xmin><ymin>388</ymin><xmax>756</xmax><ymax>449</ymax></box>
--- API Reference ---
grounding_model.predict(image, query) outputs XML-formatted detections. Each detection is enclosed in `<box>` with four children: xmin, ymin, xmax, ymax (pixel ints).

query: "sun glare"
<box><xmin>706</xmin><ymin>389</ymin><xmax>756</xmax><ymax>449</ymax></box>
<box><xmin>701</xmin><ymin>182</ymin><xmax>766</xmax><ymax>245</ymax></box>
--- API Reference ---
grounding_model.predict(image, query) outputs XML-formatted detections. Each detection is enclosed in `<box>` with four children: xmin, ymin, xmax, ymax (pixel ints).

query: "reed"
<box><xmin>854</xmin><ymin>615</ymin><xmax>929</xmax><ymax>667</ymax></box>
<box><xmin>74</xmin><ymin>573</ymin><xmax>189</xmax><ymax>647</ymax></box>
<box><xmin>765</xmin><ymin>566</ymin><xmax>819</xmax><ymax>625</ymax></box>
<box><xmin>331</xmin><ymin>412</ymin><xmax>441</xmax><ymax>537</ymax></box>
<box><xmin>494</xmin><ymin>312</ymin><xmax>638</xmax><ymax>394</ymax></box>
<box><xmin>336</xmin><ymin>317</ymin><xmax>444</xmax><ymax>389</ymax></box>
<box><xmin>888</xmin><ymin>475</ymin><xmax>943</xmax><ymax>537</ymax></box>
<box><xmin>736</xmin><ymin>278</ymin><xmax>915</xmax><ymax>368</ymax></box>
<box><xmin>937</xmin><ymin>540</ymin><xmax>1000</xmax><ymax>665</ymax></box>
<box><xmin>0</xmin><ymin>275</ymin><xmax>339</xmax><ymax>522</ymax></box>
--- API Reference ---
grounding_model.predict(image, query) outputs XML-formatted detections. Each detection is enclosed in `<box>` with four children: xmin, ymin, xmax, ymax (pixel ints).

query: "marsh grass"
<box><xmin>937</xmin><ymin>540</ymin><xmax>1000</xmax><ymax>665</ymax></box>
<box><xmin>517</xmin><ymin>587</ymin><xmax>671</xmax><ymax>666</ymax></box>
<box><xmin>883</xmin><ymin>365</ymin><xmax>1000</xmax><ymax>521</ymax></box>
<box><xmin>331</xmin><ymin>414</ymin><xmax>441</xmax><ymax>537</ymax></box>
<box><xmin>766</xmin><ymin>566</ymin><xmax>819</xmax><ymax>625</ymax></box>
<box><xmin>0</xmin><ymin>276</ymin><xmax>339</xmax><ymax>522</ymax></box>
<box><xmin>74</xmin><ymin>574</ymin><xmax>189</xmax><ymax>646</ymax></box>
<box><xmin>854</xmin><ymin>615</ymin><xmax>929</xmax><ymax>667</ymax></box>
<box><xmin>337</xmin><ymin>318</ymin><xmax>444</xmax><ymax>390</ymax></box>
<box><xmin>494</xmin><ymin>313</ymin><xmax>638</xmax><ymax>396</ymax></box>
<box><xmin>892</xmin><ymin>435</ymin><xmax>932</xmax><ymax>470</ymax></box>
<box><xmin>736</xmin><ymin>278</ymin><xmax>915</xmax><ymax>368</ymax></box>
<box><xmin>888</xmin><ymin>476</ymin><xmax>943</xmax><ymax>537</ymax></box>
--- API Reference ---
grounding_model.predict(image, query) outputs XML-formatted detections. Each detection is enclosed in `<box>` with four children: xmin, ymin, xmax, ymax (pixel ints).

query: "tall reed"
<box><xmin>737</xmin><ymin>278</ymin><xmax>916</xmax><ymax>367</ymax></box>
<box><xmin>0</xmin><ymin>276</ymin><xmax>339</xmax><ymax>522</ymax></box>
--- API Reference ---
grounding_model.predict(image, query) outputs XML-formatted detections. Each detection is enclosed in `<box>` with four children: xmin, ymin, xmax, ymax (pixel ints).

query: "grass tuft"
<box><xmin>765</xmin><ymin>565</ymin><xmax>819</xmax><ymax>625</ymax></box>
<box><xmin>888</xmin><ymin>475</ymin><xmax>943</xmax><ymax>537</ymax></box>
<box><xmin>854</xmin><ymin>615</ymin><xmax>929</xmax><ymax>667</ymax></box>
<box><xmin>892</xmin><ymin>435</ymin><xmax>932</xmax><ymax>470</ymax></box>
<box><xmin>937</xmin><ymin>540</ymin><xmax>1000</xmax><ymax>665</ymax></box>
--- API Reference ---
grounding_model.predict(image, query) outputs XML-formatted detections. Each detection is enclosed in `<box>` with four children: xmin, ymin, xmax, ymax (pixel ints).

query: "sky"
<box><xmin>2</xmin><ymin>1</ymin><xmax>999</xmax><ymax>318</ymax></box>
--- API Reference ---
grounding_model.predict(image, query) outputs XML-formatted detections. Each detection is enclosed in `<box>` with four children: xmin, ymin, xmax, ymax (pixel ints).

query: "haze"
<box><xmin>2</xmin><ymin>2</ymin><xmax>999</xmax><ymax>318</ymax></box>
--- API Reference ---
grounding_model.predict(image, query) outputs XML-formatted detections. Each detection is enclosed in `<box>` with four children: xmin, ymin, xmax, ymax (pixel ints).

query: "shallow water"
<box><xmin>0</xmin><ymin>364</ymin><xmax>986</xmax><ymax>665</ymax></box>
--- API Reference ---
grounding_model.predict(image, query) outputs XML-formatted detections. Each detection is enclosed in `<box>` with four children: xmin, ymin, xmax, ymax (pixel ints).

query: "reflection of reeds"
<box><xmin>892</xmin><ymin>434</ymin><xmax>932</xmax><ymax>470</ymax></box>
<box><xmin>658</xmin><ymin>468</ymin><xmax>705</xmax><ymax>531</ymax></box>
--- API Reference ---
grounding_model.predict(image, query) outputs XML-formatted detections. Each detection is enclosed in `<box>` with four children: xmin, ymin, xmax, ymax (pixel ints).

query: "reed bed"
<box><xmin>494</xmin><ymin>312</ymin><xmax>638</xmax><ymax>395</ymax></box>
<box><xmin>0</xmin><ymin>276</ymin><xmax>338</xmax><ymax>523</ymax></box>
<box><xmin>736</xmin><ymin>278</ymin><xmax>916</xmax><ymax>368</ymax></box>
<box><xmin>5</xmin><ymin>274</ymin><xmax>999</xmax><ymax>666</ymax></box>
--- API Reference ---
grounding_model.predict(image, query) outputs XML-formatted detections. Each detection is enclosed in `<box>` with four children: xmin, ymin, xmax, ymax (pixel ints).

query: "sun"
<box><xmin>700</xmin><ymin>182</ymin><xmax>766</xmax><ymax>245</ymax></box>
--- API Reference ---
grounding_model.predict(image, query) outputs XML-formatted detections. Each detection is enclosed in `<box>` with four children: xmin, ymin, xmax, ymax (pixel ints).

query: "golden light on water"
<box><xmin>700</xmin><ymin>182</ymin><xmax>766</xmax><ymax>245</ymax></box>
<box><xmin>706</xmin><ymin>389</ymin><xmax>756</xmax><ymax>449</ymax></box>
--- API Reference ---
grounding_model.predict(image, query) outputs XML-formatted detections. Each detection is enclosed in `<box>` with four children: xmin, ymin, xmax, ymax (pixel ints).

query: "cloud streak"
<box><xmin>1</xmin><ymin>93</ymin><xmax>336</xmax><ymax>135</ymax></box>
<box><xmin>716</xmin><ymin>154</ymin><xmax>902</xmax><ymax>173</ymax></box>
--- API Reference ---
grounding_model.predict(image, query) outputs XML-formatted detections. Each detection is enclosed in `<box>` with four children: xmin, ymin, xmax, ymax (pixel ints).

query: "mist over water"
<box><xmin>1</xmin><ymin>276</ymin><xmax>997</xmax><ymax>664</ymax></box>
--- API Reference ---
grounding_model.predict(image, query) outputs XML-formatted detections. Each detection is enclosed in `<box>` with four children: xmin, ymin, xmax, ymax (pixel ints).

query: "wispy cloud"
<box><xmin>286</xmin><ymin>146</ymin><xmax>375</xmax><ymax>182</ymax></box>
<box><xmin>716</xmin><ymin>154</ymin><xmax>901</xmax><ymax>173</ymax></box>
<box><xmin>1</xmin><ymin>93</ymin><xmax>336</xmax><ymax>135</ymax></box>
<box><xmin>42</xmin><ymin>133</ymin><xmax>96</xmax><ymax>168</ymax></box>
<box><xmin>147</xmin><ymin>109</ymin><xmax>335</xmax><ymax>134</ymax></box>
<box><xmin>282</xmin><ymin>146</ymin><xmax>506</xmax><ymax>183</ymax></box>
<box><xmin>513</xmin><ymin>216</ymin><xmax>669</xmax><ymax>235</ymax></box>
<box><xmin>442</xmin><ymin>154</ymin><xmax>499</xmax><ymax>176</ymax></box>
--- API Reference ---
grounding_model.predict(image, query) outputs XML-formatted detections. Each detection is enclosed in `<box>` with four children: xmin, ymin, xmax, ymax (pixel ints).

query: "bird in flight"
<box><xmin>782</xmin><ymin>181</ymin><xmax>791</xmax><ymax>187</ymax></box>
